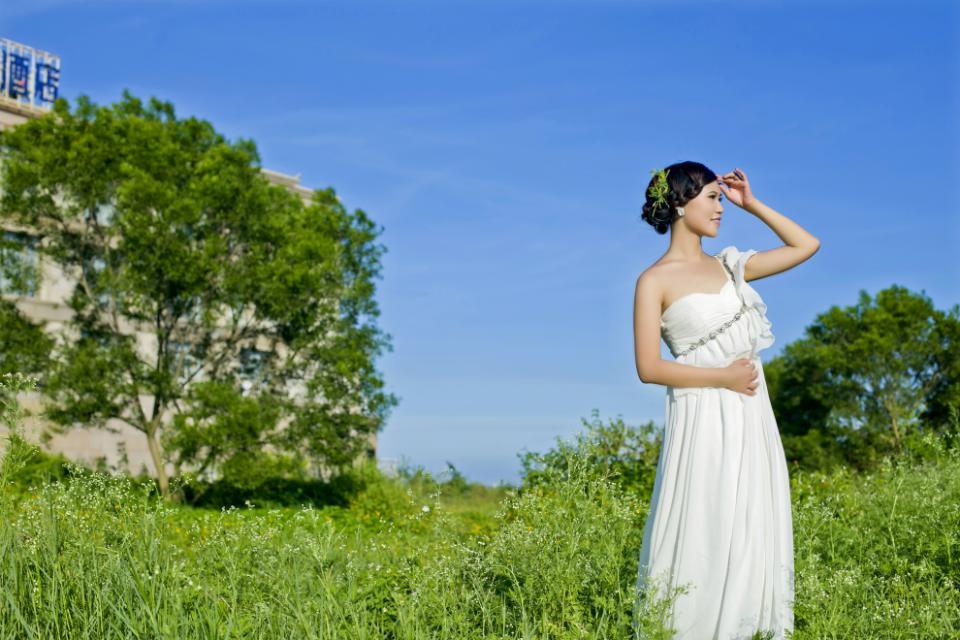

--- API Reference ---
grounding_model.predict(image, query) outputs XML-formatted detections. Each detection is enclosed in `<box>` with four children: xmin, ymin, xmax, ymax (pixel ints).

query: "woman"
<box><xmin>631</xmin><ymin>161</ymin><xmax>819</xmax><ymax>639</ymax></box>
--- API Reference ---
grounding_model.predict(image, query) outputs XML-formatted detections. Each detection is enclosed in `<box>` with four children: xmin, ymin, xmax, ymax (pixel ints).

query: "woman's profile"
<box><xmin>631</xmin><ymin>161</ymin><xmax>819</xmax><ymax>639</ymax></box>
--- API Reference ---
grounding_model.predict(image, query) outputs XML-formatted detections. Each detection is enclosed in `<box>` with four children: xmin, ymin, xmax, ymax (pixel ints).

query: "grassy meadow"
<box><xmin>1</xmin><ymin>382</ymin><xmax>958</xmax><ymax>638</ymax></box>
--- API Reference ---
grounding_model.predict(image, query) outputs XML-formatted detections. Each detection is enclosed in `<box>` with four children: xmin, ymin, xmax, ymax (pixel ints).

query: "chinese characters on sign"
<box><xmin>1</xmin><ymin>38</ymin><xmax>61</xmax><ymax>109</ymax></box>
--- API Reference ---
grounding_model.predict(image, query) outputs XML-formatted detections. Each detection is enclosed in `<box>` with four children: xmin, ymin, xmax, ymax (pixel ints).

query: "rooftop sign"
<box><xmin>1</xmin><ymin>38</ymin><xmax>60</xmax><ymax>109</ymax></box>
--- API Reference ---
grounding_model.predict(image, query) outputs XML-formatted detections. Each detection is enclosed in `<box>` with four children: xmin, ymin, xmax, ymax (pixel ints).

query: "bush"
<box><xmin>518</xmin><ymin>408</ymin><xmax>663</xmax><ymax>500</ymax></box>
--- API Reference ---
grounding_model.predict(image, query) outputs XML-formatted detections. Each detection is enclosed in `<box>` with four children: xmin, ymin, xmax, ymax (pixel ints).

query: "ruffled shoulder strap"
<box><xmin>714</xmin><ymin>245</ymin><xmax>776</xmax><ymax>354</ymax></box>
<box><xmin>714</xmin><ymin>245</ymin><xmax>757</xmax><ymax>288</ymax></box>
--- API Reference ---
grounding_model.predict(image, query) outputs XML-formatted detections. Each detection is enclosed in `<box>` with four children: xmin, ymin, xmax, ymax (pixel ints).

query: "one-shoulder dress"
<box><xmin>634</xmin><ymin>245</ymin><xmax>795</xmax><ymax>639</ymax></box>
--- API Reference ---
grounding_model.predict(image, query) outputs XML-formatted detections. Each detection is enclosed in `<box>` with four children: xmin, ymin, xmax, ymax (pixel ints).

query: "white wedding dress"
<box><xmin>634</xmin><ymin>245</ymin><xmax>795</xmax><ymax>639</ymax></box>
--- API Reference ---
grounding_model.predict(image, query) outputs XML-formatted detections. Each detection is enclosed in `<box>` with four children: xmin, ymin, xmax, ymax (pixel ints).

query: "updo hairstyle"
<box><xmin>640</xmin><ymin>161</ymin><xmax>718</xmax><ymax>235</ymax></box>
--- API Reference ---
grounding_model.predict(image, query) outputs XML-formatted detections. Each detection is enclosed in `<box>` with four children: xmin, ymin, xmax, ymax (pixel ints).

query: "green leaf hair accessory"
<box><xmin>648</xmin><ymin>167</ymin><xmax>670</xmax><ymax>211</ymax></box>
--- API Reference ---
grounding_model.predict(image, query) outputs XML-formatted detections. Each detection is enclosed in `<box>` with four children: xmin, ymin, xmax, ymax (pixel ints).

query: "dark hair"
<box><xmin>640</xmin><ymin>160</ymin><xmax>718</xmax><ymax>235</ymax></box>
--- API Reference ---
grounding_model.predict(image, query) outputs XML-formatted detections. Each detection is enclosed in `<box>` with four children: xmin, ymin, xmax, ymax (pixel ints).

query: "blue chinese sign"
<box><xmin>1</xmin><ymin>38</ymin><xmax>61</xmax><ymax>109</ymax></box>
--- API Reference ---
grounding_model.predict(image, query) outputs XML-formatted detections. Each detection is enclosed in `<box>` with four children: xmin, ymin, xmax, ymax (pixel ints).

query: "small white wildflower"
<box><xmin>422</xmin><ymin>505</ymin><xmax>430</xmax><ymax>513</ymax></box>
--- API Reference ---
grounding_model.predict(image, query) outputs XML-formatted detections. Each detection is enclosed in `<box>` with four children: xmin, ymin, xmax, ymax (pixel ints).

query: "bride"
<box><xmin>631</xmin><ymin>161</ymin><xmax>819</xmax><ymax>639</ymax></box>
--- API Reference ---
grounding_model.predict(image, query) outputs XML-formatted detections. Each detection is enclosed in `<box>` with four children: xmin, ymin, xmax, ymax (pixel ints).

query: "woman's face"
<box><xmin>676</xmin><ymin>180</ymin><xmax>724</xmax><ymax>237</ymax></box>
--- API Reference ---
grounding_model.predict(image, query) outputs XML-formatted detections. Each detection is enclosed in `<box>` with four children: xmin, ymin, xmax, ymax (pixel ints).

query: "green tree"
<box><xmin>0</xmin><ymin>231</ymin><xmax>55</xmax><ymax>418</ymax></box>
<box><xmin>768</xmin><ymin>285</ymin><xmax>959</xmax><ymax>471</ymax></box>
<box><xmin>0</xmin><ymin>300</ymin><xmax>53</xmax><ymax>445</ymax></box>
<box><xmin>0</xmin><ymin>91</ymin><xmax>397</xmax><ymax>496</ymax></box>
<box><xmin>0</xmin><ymin>301</ymin><xmax>53</xmax><ymax>380</ymax></box>
<box><xmin>0</xmin><ymin>229</ymin><xmax>41</xmax><ymax>298</ymax></box>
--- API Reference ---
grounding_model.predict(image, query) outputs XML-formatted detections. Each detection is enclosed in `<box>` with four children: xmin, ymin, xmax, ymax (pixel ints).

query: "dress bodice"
<box><xmin>660</xmin><ymin>245</ymin><xmax>775</xmax><ymax>368</ymax></box>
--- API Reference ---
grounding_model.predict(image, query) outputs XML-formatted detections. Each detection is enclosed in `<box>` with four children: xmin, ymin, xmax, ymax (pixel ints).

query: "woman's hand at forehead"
<box><xmin>717</xmin><ymin>168</ymin><xmax>755</xmax><ymax>210</ymax></box>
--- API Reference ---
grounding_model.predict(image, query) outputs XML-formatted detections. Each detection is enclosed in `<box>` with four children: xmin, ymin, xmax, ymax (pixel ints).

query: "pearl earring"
<box><xmin>676</xmin><ymin>207</ymin><xmax>685</xmax><ymax>217</ymax></box>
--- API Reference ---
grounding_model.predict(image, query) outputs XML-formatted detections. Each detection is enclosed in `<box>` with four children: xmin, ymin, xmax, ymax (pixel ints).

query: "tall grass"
<box><xmin>0</xmin><ymin>373</ymin><xmax>680</xmax><ymax>638</ymax></box>
<box><xmin>791</xmin><ymin>432</ymin><xmax>960</xmax><ymax>637</ymax></box>
<box><xmin>2</xmin><ymin>371</ymin><xmax>958</xmax><ymax>638</ymax></box>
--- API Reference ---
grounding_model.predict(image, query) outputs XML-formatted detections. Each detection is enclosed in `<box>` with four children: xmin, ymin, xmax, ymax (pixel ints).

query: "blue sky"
<box><xmin>2</xmin><ymin>0</ymin><xmax>957</xmax><ymax>485</ymax></box>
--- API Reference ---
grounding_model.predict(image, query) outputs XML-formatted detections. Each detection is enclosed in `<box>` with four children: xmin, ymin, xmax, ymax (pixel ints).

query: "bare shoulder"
<box><xmin>634</xmin><ymin>262</ymin><xmax>667</xmax><ymax>298</ymax></box>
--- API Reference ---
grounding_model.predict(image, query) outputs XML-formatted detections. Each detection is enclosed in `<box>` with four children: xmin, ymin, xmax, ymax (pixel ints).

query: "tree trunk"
<box><xmin>881</xmin><ymin>393</ymin><xmax>902</xmax><ymax>454</ymax></box>
<box><xmin>145</xmin><ymin>425</ymin><xmax>169</xmax><ymax>497</ymax></box>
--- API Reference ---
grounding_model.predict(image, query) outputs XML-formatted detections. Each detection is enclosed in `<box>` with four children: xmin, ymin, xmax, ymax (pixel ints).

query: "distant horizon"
<box><xmin>2</xmin><ymin>0</ymin><xmax>957</xmax><ymax>485</ymax></box>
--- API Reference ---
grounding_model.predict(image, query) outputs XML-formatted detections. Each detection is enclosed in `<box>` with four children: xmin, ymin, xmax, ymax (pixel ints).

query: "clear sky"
<box><xmin>2</xmin><ymin>0</ymin><xmax>957</xmax><ymax>485</ymax></box>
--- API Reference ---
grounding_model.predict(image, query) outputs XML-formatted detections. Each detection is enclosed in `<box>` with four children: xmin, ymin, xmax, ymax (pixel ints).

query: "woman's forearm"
<box><xmin>745</xmin><ymin>198</ymin><xmax>820</xmax><ymax>249</ymax></box>
<box><xmin>640</xmin><ymin>358</ymin><xmax>725</xmax><ymax>388</ymax></box>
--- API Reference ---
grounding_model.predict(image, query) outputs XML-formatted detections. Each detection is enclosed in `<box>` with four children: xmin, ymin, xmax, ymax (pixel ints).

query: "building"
<box><xmin>0</xmin><ymin>39</ymin><xmax>377</xmax><ymax>480</ymax></box>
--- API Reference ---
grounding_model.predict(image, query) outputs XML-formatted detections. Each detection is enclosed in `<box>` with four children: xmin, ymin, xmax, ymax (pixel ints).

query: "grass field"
<box><xmin>1</xmin><ymin>379</ymin><xmax>958</xmax><ymax>638</ymax></box>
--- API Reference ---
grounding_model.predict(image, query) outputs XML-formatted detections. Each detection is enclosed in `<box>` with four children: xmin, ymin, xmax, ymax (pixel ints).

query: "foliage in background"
<box><xmin>764</xmin><ymin>285</ymin><xmax>960</xmax><ymax>473</ymax></box>
<box><xmin>0</xmin><ymin>91</ymin><xmax>397</xmax><ymax>496</ymax></box>
<box><xmin>0</xmin><ymin>300</ymin><xmax>53</xmax><ymax>381</ymax></box>
<box><xmin>518</xmin><ymin>408</ymin><xmax>663</xmax><ymax>501</ymax></box>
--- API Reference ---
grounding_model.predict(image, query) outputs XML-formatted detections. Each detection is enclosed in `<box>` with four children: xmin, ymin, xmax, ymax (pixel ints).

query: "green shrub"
<box><xmin>518</xmin><ymin>408</ymin><xmax>662</xmax><ymax>500</ymax></box>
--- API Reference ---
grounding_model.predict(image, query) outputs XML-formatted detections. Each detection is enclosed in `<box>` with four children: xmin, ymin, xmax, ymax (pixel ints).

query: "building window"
<box><xmin>238</xmin><ymin>346</ymin><xmax>271</xmax><ymax>392</ymax></box>
<box><xmin>95</xmin><ymin>201</ymin><xmax>115</xmax><ymax>226</ymax></box>
<box><xmin>80</xmin><ymin>254</ymin><xmax>112</xmax><ymax>308</ymax></box>
<box><xmin>0</xmin><ymin>230</ymin><xmax>40</xmax><ymax>297</ymax></box>
<box><xmin>79</xmin><ymin>326</ymin><xmax>111</xmax><ymax>348</ymax></box>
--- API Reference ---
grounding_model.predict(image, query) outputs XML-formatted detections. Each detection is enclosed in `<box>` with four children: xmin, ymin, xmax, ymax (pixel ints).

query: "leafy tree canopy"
<box><xmin>766</xmin><ymin>285</ymin><xmax>959</xmax><ymax>472</ymax></box>
<box><xmin>0</xmin><ymin>90</ymin><xmax>397</xmax><ymax>496</ymax></box>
